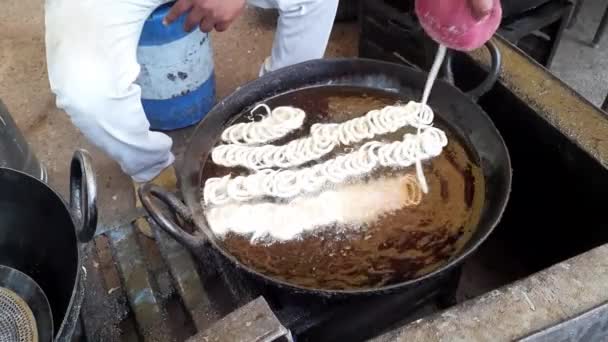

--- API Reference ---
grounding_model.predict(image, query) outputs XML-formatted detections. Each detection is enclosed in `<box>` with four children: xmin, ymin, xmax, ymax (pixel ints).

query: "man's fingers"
<box><xmin>200</xmin><ymin>18</ymin><xmax>216</xmax><ymax>33</ymax></box>
<box><xmin>164</xmin><ymin>0</ymin><xmax>192</xmax><ymax>26</ymax></box>
<box><xmin>469</xmin><ymin>0</ymin><xmax>493</xmax><ymax>20</ymax></box>
<box><xmin>184</xmin><ymin>7</ymin><xmax>205</xmax><ymax>32</ymax></box>
<box><xmin>214</xmin><ymin>21</ymin><xmax>230</xmax><ymax>32</ymax></box>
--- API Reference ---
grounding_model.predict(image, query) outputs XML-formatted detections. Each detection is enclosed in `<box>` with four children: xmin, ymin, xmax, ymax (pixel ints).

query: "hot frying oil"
<box><xmin>201</xmin><ymin>86</ymin><xmax>485</xmax><ymax>290</ymax></box>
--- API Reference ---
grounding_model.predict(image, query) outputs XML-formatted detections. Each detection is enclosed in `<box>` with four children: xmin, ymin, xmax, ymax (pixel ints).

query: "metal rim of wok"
<box><xmin>140</xmin><ymin>42</ymin><xmax>512</xmax><ymax>296</ymax></box>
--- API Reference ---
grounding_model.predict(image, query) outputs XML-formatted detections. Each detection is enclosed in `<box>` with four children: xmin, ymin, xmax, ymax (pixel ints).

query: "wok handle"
<box><xmin>138</xmin><ymin>183</ymin><xmax>203</xmax><ymax>250</ymax></box>
<box><xmin>70</xmin><ymin>149</ymin><xmax>98</xmax><ymax>243</ymax></box>
<box><xmin>442</xmin><ymin>40</ymin><xmax>502</xmax><ymax>101</ymax></box>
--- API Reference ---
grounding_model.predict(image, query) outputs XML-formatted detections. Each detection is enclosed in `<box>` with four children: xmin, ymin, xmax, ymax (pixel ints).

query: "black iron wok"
<box><xmin>0</xmin><ymin>150</ymin><xmax>97</xmax><ymax>340</ymax></box>
<box><xmin>140</xmin><ymin>42</ymin><xmax>511</xmax><ymax>297</ymax></box>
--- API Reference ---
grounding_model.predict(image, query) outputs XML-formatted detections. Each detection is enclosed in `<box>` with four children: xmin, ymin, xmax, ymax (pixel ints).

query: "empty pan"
<box><xmin>0</xmin><ymin>265</ymin><xmax>53</xmax><ymax>342</ymax></box>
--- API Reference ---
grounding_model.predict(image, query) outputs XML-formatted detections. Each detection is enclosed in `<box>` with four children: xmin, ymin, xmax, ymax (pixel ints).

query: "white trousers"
<box><xmin>44</xmin><ymin>0</ymin><xmax>338</xmax><ymax>182</ymax></box>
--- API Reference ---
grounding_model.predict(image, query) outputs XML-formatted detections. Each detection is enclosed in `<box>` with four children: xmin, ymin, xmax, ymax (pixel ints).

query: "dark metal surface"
<box><xmin>568</xmin><ymin>0</ymin><xmax>584</xmax><ymax>28</ymax></box>
<box><xmin>443</xmin><ymin>41</ymin><xmax>502</xmax><ymax>101</ymax></box>
<box><xmin>107</xmin><ymin>224</ymin><xmax>173</xmax><ymax>340</ymax></box>
<box><xmin>49</xmin><ymin>274</ymin><xmax>84</xmax><ymax>342</ymax></box>
<box><xmin>592</xmin><ymin>3</ymin><xmax>608</xmax><ymax>47</ymax></box>
<box><xmin>153</xmin><ymin>227</ymin><xmax>220</xmax><ymax>332</ymax></box>
<box><xmin>358</xmin><ymin>0</ymin><xmax>431</xmax><ymax>71</ymax></box>
<box><xmin>0</xmin><ymin>265</ymin><xmax>54</xmax><ymax>342</ymax></box>
<box><xmin>186</xmin><ymin>297</ymin><xmax>292</xmax><ymax>342</ymax></box>
<box><xmin>93</xmin><ymin>207</ymin><xmax>148</xmax><ymax>237</ymax></box>
<box><xmin>502</xmin><ymin>0</ymin><xmax>555</xmax><ymax>18</ymax></box>
<box><xmin>284</xmin><ymin>271</ymin><xmax>459</xmax><ymax>341</ymax></box>
<box><xmin>0</xmin><ymin>99</ymin><xmax>46</xmax><ymax>183</ymax></box>
<box><xmin>141</xmin><ymin>55</ymin><xmax>511</xmax><ymax>297</ymax></box>
<box><xmin>518</xmin><ymin>301</ymin><xmax>608</xmax><ymax>342</ymax></box>
<box><xmin>500</xmin><ymin>2</ymin><xmax>569</xmax><ymax>41</ymax></box>
<box><xmin>79</xmin><ymin>249</ymin><xmax>127</xmax><ymax>341</ymax></box>
<box><xmin>140</xmin><ymin>185</ymin><xmax>201</xmax><ymax>249</ymax></box>
<box><xmin>0</xmin><ymin>149</ymin><xmax>98</xmax><ymax>341</ymax></box>
<box><xmin>70</xmin><ymin>150</ymin><xmax>98</xmax><ymax>243</ymax></box>
<box><xmin>57</xmin><ymin>150</ymin><xmax>98</xmax><ymax>342</ymax></box>
<box><xmin>335</xmin><ymin>0</ymin><xmax>359</xmax><ymax>22</ymax></box>
<box><xmin>498</xmin><ymin>0</ymin><xmax>572</xmax><ymax>67</ymax></box>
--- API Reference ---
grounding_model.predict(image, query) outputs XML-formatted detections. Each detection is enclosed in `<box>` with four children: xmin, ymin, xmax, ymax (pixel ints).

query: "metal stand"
<box><xmin>571</xmin><ymin>1</ymin><xmax>608</xmax><ymax>110</ymax></box>
<box><xmin>568</xmin><ymin>0</ymin><xmax>585</xmax><ymax>28</ymax></box>
<box><xmin>498</xmin><ymin>0</ymin><xmax>573</xmax><ymax>68</ymax></box>
<box><xmin>593</xmin><ymin>3</ymin><xmax>608</xmax><ymax>47</ymax></box>
<box><xmin>437</xmin><ymin>269</ymin><xmax>462</xmax><ymax>309</ymax></box>
<box><xmin>568</xmin><ymin>0</ymin><xmax>608</xmax><ymax>49</ymax></box>
<box><xmin>601</xmin><ymin>94</ymin><xmax>608</xmax><ymax>112</ymax></box>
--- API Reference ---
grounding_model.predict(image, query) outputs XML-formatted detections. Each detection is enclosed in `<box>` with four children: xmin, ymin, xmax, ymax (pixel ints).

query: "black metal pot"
<box><xmin>0</xmin><ymin>149</ymin><xmax>98</xmax><ymax>341</ymax></box>
<box><xmin>140</xmin><ymin>41</ymin><xmax>511</xmax><ymax>298</ymax></box>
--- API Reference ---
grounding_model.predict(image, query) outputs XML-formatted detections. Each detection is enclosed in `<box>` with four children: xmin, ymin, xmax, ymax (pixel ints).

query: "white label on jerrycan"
<box><xmin>137</xmin><ymin>29</ymin><xmax>214</xmax><ymax>100</ymax></box>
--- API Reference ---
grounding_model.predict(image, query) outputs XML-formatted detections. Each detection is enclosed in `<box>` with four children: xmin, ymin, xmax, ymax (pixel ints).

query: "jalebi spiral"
<box><xmin>220</xmin><ymin>104</ymin><xmax>306</xmax><ymax>145</ymax></box>
<box><xmin>205</xmin><ymin>174</ymin><xmax>423</xmax><ymax>241</ymax></box>
<box><xmin>212</xmin><ymin>101</ymin><xmax>434</xmax><ymax>170</ymax></box>
<box><xmin>204</xmin><ymin>126</ymin><xmax>447</xmax><ymax>205</ymax></box>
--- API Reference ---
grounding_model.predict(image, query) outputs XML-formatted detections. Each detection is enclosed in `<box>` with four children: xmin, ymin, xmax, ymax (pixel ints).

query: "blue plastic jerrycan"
<box><xmin>137</xmin><ymin>2</ymin><xmax>216</xmax><ymax>131</ymax></box>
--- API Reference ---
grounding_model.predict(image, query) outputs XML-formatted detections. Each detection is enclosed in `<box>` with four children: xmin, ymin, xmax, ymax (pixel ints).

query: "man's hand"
<box><xmin>164</xmin><ymin>0</ymin><xmax>246</xmax><ymax>33</ymax></box>
<box><xmin>416</xmin><ymin>0</ymin><xmax>501</xmax><ymax>51</ymax></box>
<box><xmin>468</xmin><ymin>0</ymin><xmax>494</xmax><ymax>20</ymax></box>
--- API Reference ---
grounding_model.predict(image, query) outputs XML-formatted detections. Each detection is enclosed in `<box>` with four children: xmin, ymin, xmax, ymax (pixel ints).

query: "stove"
<box><xmin>79</xmin><ymin>221</ymin><xmax>461</xmax><ymax>342</ymax></box>
<box><xmin>75</xmin><ymin>6</ymin><xmax>608</xmax><ymax>342</ymax></box>
<box><xmin>185</xmin><ymin>249</ymin><xmax>461</xmax><ymax>342</ymax></box>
